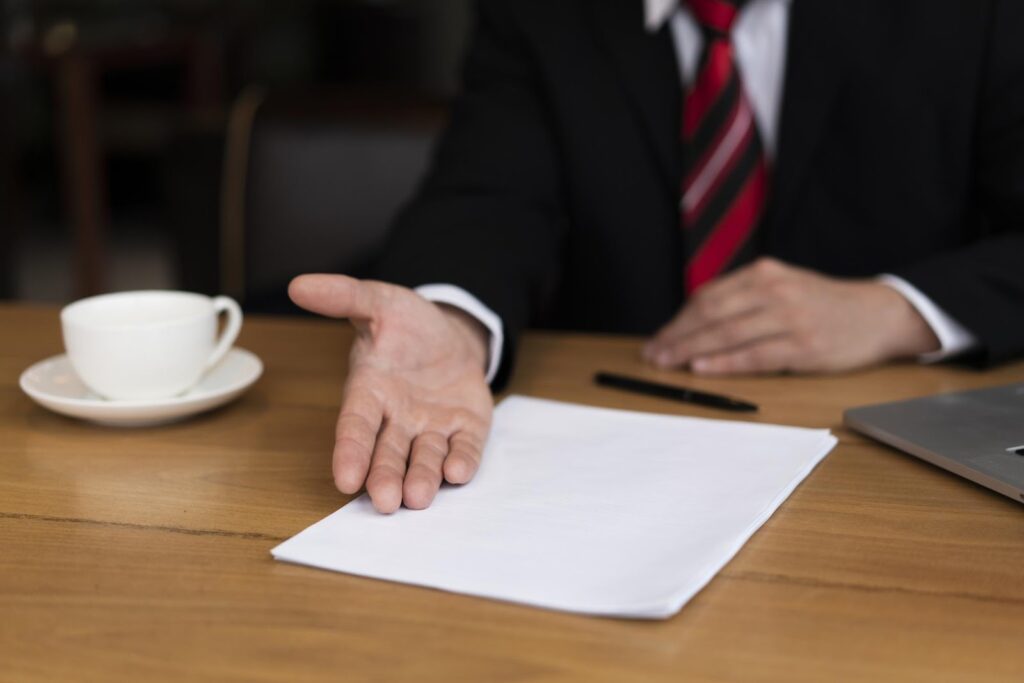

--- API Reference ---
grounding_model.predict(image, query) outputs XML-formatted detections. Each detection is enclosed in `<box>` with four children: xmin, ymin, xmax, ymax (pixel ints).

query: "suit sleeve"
<box><xmin>892</xmin><ymin>0</ymin><xmax>1024</xmax><ymax>365</ymax></box>
<box><xmin>374</xmin><ymin>0</ymin><xmax>566</xmax><ymax>389</ymax></box>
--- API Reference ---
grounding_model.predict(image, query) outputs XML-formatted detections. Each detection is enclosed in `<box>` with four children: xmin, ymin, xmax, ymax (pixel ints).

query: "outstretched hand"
<box><xmin>289</xmin><ymin>274</ymin><xmax>493</xmax><ymax>513</ymax></box>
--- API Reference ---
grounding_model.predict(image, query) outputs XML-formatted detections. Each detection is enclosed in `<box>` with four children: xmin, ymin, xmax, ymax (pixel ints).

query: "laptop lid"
<box><xmin>844</xmin><ymin>382</ymin><xmax>1024</xmax><ymax>505</ymax></box>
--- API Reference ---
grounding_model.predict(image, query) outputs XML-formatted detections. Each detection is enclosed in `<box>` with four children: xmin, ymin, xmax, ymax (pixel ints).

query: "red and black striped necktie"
<box><xmin>680</xmin><ymin>0</ymin><xmax>769</xmax><ymax>294</ymax></box>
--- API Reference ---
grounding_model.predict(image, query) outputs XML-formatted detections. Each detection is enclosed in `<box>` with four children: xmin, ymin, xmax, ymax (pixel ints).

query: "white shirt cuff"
<box><xmin>414</xmin><ymin>284</ymin><xmax>504</xmax><ymax>384</ymax></box>
<box><xmin>877</xmin><ymin>274</ymin><xmax>977</xmax><ymax>363</ymax></box>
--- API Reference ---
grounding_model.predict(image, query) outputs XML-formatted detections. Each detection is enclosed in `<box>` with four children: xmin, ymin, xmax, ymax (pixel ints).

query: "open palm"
<box><xmin>289</xmin><ymin>274</ymin><xmax>493</xmax><ymax>513</ymax></box>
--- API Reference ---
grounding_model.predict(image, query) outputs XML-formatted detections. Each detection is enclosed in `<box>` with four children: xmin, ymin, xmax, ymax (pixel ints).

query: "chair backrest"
<box><xmin>221</xmin><ymin>88</ymin><xmax>446</xmax><ymax>312</ymax></box>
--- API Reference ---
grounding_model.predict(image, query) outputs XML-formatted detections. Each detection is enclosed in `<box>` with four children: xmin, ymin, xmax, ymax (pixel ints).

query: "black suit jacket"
<box><xmin>376</xmin><ymin>0</ymin><xmax>1024</xmax><ymax>387</ymax></box>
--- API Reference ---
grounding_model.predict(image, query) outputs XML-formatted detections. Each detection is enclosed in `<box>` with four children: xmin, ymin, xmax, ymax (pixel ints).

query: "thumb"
<box><xmin>288</xmin><ymin>274</ymin><xmax>377</xmax><ymax>321</ymax></box>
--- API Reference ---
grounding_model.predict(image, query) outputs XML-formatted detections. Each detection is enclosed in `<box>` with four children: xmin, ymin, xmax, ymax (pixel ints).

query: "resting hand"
<box><xmin>643</xmin><ymin>257</ymin><xmax>940</xmax><ymax>375</ymax></box>
<box><xmin>289</xmin><ymin>274</ymin><xmax>493</xmax><ymax>513</ymax></box>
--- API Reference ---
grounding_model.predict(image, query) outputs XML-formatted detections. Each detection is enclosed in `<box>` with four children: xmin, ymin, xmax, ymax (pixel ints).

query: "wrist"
<box><xmin>437</xmin><ymin>304</ymin><xmax>490</xmax><ymax>373</ymax></box>
<box><xmin>870</xmin><ymin>283</ymin><xmax>940</xmax><ymax>359</ymax></box>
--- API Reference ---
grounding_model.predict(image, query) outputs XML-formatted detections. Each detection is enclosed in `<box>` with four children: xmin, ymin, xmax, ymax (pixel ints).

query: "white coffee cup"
<box><xmin>60</xmin><ymin>290</ymin><xmax>243</xmax><ymax>401</ymax></box>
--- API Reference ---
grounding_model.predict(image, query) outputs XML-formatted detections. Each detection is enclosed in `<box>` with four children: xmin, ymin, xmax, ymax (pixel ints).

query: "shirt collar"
<box><xmin>644</xmin><ymin>0</ymin><xmax>791</xmax><ymax>33</ymax></box>
<box><xmin>645</xmin><ymin>0</ymin><xmax>678</xmax><ymax>31</ymax></box>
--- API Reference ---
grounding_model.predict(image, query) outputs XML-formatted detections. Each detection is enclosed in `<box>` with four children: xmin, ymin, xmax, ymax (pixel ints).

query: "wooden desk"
<box><xmin>2</xmin><ymin>304</ymin><xmax>1023</xmax><ymax>682</ymax></box>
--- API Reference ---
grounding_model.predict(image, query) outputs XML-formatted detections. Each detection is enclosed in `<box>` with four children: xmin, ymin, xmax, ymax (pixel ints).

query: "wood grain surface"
<box><xmin>2</xmin><ymin>303</ymin><xmax>1023</xmax><ymax>682</ymax></box>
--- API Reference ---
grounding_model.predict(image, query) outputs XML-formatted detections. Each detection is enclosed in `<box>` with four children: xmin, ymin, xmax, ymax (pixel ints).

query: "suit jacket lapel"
<box><xmin>769</xmin><ymin>0</ymin><xmax>848</xmax><ymax>235</ymax></box>
<box><xmin>591</xmin><ymin>0</ymin><xmax>683</xmax><ymax>196</ymax></box>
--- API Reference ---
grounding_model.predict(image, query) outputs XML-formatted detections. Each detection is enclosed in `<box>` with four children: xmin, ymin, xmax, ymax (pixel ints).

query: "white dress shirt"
<box><xmin>419</xmin><ymin>0</ymin><xmax>976</xmax><ymax>382</ymax></box>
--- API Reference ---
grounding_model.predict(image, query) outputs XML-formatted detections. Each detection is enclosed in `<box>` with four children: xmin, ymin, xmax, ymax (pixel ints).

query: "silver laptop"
<box><xmin>844</xmin><ymin>383</ymin><xmax>1024</xmax><ymax>505</ymax></box>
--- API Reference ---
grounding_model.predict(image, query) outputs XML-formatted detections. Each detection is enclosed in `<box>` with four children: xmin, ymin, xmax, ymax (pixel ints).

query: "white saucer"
<box><xmin>19</xmin><ymin>348</ymin><xmax>263</xmax><ymax>427</ymax></box>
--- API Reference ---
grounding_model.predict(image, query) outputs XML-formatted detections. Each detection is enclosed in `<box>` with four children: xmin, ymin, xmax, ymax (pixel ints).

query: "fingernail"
<box><xmin>692</xmin><ymin>358</ymin><xmax>709</xmax><ymax>373</ymax></box>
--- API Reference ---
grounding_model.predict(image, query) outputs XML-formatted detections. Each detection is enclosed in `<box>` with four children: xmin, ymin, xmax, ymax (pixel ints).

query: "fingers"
<box><xmin>332</xmin><ymin>385</ymin><xmax>384</xmax><ymax>495</ymax></box>
<box><xmin>402</xmin><ymin>431</ymin><xmax>449</xmax><ymax>510</ymax></box>
<box><xmin>359</xmin><ymin>422</ymin><xmax>486</xmax><ymax>512</ymax></box>
<box><xmin>288</xmin><ymin>273</ymin><xmax>377</xmax><ymax>321</ymax></box>
<box><xmin>653</xmin><ymin>310</ymin><xmax>788</xmax><ymax>369</ymax></box>
<box><xmin>444</xmin><ymin>429</ymin><xmax>486</xmax><ymax>485</ymax></box>
<box><xmin>645</xmin><ymin>262</ymin><xmax>776</xmax><ymax>364</ymax></box>
<box><xmin>359</xmin><ymin>421</ymin><xmax>486</xmax><ymax>512</ymax></box>
<box><xmin>365</xmin><ymin>420</ymin><xmax>413</xmax><ymax>514</ymax></box>
<box><xmin>691</xmin><ymin>336</ymin><xmax>798</xmax><ymax>375</ymax></box>
<box><xmin>645</xmin><ymin>258</ymin><xmax>806</xmax><ymax>369</ymax></box>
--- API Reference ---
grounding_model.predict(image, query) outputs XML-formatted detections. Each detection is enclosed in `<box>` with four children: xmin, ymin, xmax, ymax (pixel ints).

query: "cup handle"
<box><xmin>206</xmin><ymin>296</ymin><xmax>243</xmax><ymax>371</ymax></box>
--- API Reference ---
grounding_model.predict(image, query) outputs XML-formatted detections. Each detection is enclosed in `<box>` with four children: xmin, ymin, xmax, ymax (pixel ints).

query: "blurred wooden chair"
<box><xmin>31</xmin><ymin>18</ymin><xmax>225</xmax><ymax>297</ymax></box>
<box><xmin>217</xmin><ymin>87</ymin><xmax>447</xmax><ymax>313</ymax></box>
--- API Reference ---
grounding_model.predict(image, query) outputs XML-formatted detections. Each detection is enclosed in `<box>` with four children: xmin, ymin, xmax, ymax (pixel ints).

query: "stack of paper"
<box><xmin>272</xmin><ymin>395</ymin><xmax>836</xmax><ymax>619</ymax></box>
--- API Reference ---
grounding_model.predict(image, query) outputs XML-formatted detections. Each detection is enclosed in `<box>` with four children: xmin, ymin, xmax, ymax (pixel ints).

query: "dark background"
<box><xmin>0</xmin><ymin>0</ymin><xmax>470</xmax><ymax>302</ymax></box>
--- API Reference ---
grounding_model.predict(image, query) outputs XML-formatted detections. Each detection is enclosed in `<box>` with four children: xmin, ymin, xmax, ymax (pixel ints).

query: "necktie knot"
<box><xmin>683</xmin><ymin>0</ymin><xmax>745</xmax><ymax>36</ymax></box>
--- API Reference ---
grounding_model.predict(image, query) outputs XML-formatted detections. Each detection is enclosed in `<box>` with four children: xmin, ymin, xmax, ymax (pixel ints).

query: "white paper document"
<box><xmin>272</xmin><ymin>395</ymin><xmax>837</xmax><ymax>619</ymax></box>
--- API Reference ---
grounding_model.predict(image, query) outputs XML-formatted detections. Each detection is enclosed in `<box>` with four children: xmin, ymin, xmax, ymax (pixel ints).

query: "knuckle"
<box><xmin>454</xmin><ymin>417</ymin><xmax>487</xmax><ymax>442</ymax></box>
<box><xmin>448</xmin><ymin>444</ymin><xmax>479</xmax><ymax>464</ymax></box>
<box><xmin>369</xmin><ymin>459</ymin><xmax>406</xmax><ymax>480</ymax></box>
<box><xmin>420</xmin><ymin>427</ymin><xmax>448</xmax><ymax>444</ymax></box>
<box><xmin>375</xmin><ymin>435</ymin><xmax>409</xmax><ymax>460</ymax></box>
<box><xmin>406</xmin><ymin>462</ymin><xmax>442</xmax><ymax>484</ymax></box>
<box><xmin>335</xmin><ymin>412</ymin><xmax>375</xmax><ymax>440</ymax></box>
<box><xmin>413</xmin><ymin>436</ymin><xmax>448</xmax><ymax>461</ymax></box>
<box><xmin>334</xmin><ymin>434</ymin><xmax>372</xmax><ymax>460</ymax></box>
<box><xmin>364</xmin><ymin>471</ymin><xmax>388</xmax><ymax>491</ymax></box>
<box><xmin>450</xmin><ymin>439</ymin><xmax>483</xmax><ymax>462</ymax></box>
<box><xmin>752</xmin><ymin>257</ymin><xmax>779</xmax><ymax>277</ymax></box>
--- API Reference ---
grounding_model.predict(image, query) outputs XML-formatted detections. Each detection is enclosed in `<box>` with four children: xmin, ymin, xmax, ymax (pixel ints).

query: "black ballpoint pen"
<box><xmin>594</xmin><ymin>372</ymin><xmax>759</xmax><ymax>413</ymax></box>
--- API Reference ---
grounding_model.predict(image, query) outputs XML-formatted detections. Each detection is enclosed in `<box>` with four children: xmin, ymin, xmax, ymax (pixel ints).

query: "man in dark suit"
<box><xmin>288</xmin><ymin>0</ymin><xmax>1024</xmax><ymax>512</ymax></box>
